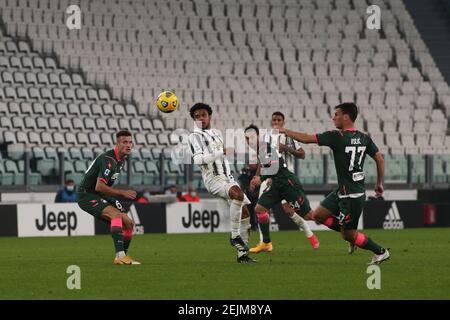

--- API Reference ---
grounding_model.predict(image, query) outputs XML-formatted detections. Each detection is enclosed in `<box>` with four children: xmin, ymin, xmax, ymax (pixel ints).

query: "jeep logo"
<box><xmin>35</xmin><ymin>205</ymin><xmax>77</xmax><ymax>236</ymax></box>
<box><xmin>182</xmin><ymin>204</ymin><xmax>220</xmax><ymax>232</ymax></box>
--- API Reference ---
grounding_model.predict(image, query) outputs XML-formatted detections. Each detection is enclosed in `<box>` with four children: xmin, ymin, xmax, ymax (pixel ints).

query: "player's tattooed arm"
<box><xmin>279</xmin><ymin>143</ymin><xmax>305</xmax><ymax>159</ymax></box>
<box><xmin>276</xmin><ymin>128</ymin><xmax>317</xmax><ymax>144</ymax></box>
<box><xmin>95</xmin><ymin>178</ymin><xmax>137</xmax><ymax>200</ymax></box>
<box><xmin>373</xmin><ymin>151</ymin><xmax>385</xmax><ymax>197</ymax></box>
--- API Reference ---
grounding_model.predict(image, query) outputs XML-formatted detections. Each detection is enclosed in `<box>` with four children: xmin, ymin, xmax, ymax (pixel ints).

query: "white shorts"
<box><xmin>204</xmin><ymin>175</ymin><xmax>250</xmax><ymax>205</ymax></box>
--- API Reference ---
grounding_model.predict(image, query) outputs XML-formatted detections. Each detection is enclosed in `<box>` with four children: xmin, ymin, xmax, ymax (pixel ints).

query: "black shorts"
<box><xmin>77</xmin><ymin>193</ymin><xmax>125</xmax><ymax>219</ymax></box>
<box><xmin>320</xmin><ymin>190</ymin><xmax>365</xmax><ymax>230</ymax></box>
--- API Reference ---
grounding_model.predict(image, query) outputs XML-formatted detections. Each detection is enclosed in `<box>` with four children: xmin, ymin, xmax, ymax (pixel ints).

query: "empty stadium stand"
<box><xmin>1</xmin><ymin>0</ymin><xmax>450</xmax><ymax>188</ymax></box>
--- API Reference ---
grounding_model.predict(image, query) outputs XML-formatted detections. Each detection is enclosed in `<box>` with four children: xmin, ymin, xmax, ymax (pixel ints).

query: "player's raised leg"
<box><xmin>279</xmin><ymin>175</ymin><xmax>319</xmax><ymax>249</ymax></box>
<box><xmin>282</xmin><ymin>202</ymin><xmax>319</xmax><ymax>249</ymax></box>
<box><xmin>311</xmin><ymin>190</ymin><xmax>343</xmax><ymax>233</ymax></box>
<box><xmin>312</xmin><ymin>197</ymin><xmax>356</xmax><ymax>253</ymax></box>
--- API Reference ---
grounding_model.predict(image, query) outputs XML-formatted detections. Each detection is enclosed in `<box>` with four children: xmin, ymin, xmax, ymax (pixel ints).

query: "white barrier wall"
<box><xmin>17</xmin><ymin>204</ymin><xmax>95</xmax><ymax>237</ymax></box>
<box><xmin>166</xmin><ymin>199</ymin><xmax>230</xmax><ymax>234</ymax></box>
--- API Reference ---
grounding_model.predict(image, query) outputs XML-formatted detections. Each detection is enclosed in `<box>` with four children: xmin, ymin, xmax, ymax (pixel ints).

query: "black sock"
<box><xmin>358</xmin><ymin>235</ymin><xmax>384</xmax><ymax>255</ymax></box>
<box><xmin>111</xmin><ymin>227</ymin><xmax>125</xmax><ymax>253</ymax></box>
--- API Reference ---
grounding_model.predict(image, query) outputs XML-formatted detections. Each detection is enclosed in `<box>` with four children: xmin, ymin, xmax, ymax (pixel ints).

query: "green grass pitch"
<box><xmin>1</xmin><ymin>228</ymin><xmax>449</xmax><ymax>299</ymax></box>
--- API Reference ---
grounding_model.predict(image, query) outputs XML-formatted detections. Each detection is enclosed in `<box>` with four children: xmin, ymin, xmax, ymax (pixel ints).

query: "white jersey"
<box><xmin>261</xmin><ymin>132</ymin><xmax>301</xmax><ymax>170</ymax></box>
<box><xmin>279</xmin><ymin>133</ymin><xmax>302</xmax><ymax>172</ymax></box>
<box><xmin>188</xmin><ymin>127</ymin><xmax>233</xmax><ymax>180</ymax></box>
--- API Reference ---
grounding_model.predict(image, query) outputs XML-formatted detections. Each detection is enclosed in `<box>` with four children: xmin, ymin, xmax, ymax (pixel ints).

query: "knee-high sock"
<box><xmin>290</xmin><ymin>213</ymin><xmax>313</xmax><ymax>238</ymax></box>
<box><xmin>123</xmin><ymin>229</ymin><xmax>133</xmax><ymax>255</ymax></box>
<box><xmin>354</xmin><ymin>232</ymin><xmax>384</xmax><ymax>254</ymax></box>
<box><xmin>240</xmin><ymin>217</ymin><xmax>250</xmax><ymax>245</ymax></box>
<box><xmin>257</xmin><ymin>212</ymin><xmax>271</xmax><ymax>243</ymax></box>
<box><xmin>110</xmin><ymin>217</ymin><xmax>125</xmax><ymax>257</ymax></box>
<box><xmin>322</xmin><ymin>215</ymin><xmax>341</xmax><ymax>232</ymax></box>
<box><xmin>230</xmin><ymin>200</ymin><xmax>243</xmax><ymax>238</ymax></box>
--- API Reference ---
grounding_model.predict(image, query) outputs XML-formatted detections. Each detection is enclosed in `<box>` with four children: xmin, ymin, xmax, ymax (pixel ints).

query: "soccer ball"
<box><xmin>156</xmin><ymin>91</ymin><xmax>179</xmax><ymax>113</ymax></box>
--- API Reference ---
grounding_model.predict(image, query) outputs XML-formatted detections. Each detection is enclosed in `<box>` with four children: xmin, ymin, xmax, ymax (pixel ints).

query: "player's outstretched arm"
<box><xmin>95</xmin><ymin>178</ymin><xmax>136</xmax><ymax>200</ymax></box>
<box><xmin>373</xmin><ymin>151</ymin><xmax>385</xmax><ymax>197</ymax></box>
<box><xmin>280</xmin><ymin>128</ymin><xmax>317</xmax><ymax>144</ymax></box>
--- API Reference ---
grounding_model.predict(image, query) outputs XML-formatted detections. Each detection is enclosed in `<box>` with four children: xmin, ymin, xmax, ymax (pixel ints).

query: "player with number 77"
<box><xmin>274</xmin><ymin>103</ymin><xmax>390</xmax><ymax>265</ymax></box>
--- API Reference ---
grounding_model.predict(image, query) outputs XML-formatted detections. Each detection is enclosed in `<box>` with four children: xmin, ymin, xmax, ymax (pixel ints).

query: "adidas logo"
<box><xmin>383</xmin><ymin>202</ymin><xmax>404</xmax><ymax>230</ymax></box>
<box><xmin>127</xmin><ymin>204</ymin><xmax>145</xmax><ymax>235</ymax></box>
<box><xmin>269</xmin><ymin>209</ymin><xmax>279</xmax><ymax>232</ymax></box>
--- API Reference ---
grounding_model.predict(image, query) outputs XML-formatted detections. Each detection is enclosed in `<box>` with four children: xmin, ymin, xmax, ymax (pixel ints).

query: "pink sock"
<box><xmin>110</xmin><ymin>217</ymin><xmax>123</xmax><ymax>230</ymax></box>
<box><xmin>323</xmin><ymin>216</ymin><xmax>335</xmax><ymax>228</ymax></box>
<box><xmin>355</xmin><ymin>232</ymin><xmax>368</xmax><ymax>247</ymax></box>
<box><xmin>123</xmin><ymin>229</ymin><xmax>133</xmax><ymax>241</ymax></box>
<box><xmin>257</xmin><ymin>212</ymin><xmax>269</xmax><ymax>224</ymax></box>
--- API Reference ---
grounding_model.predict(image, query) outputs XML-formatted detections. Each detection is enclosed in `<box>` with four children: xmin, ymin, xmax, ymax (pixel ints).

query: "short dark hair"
<box><xmin>189</xmin><ymin>103</ymin><xmax>213</xmax><ymax>119</ymax></box>
<box><xmin>272</xmin><ymin>111</ymin><xmax>285</xmax><ymax>120</ymax></box>
<box><xmin>244</xmin><ymin>124</ymin><xmax>259</xmax><ymax>136</ymax></box>
<box><xmin>65</xmin><ymin>179</ymin><xmax>74</xmax><ymax>184</ymax></box>
<box><xmin>116</xmin><ymin>130</ymin><xmax>132</xmax><ymax>139</ymax></box>
<box><xmin>335</xmin><ymin>102</ymin><xmax>358</xmax><ymax>122</ymax></box>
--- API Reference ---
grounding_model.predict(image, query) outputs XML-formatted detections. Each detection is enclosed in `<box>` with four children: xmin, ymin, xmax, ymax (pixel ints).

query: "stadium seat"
<box><xmin>79</xmin><ymin>103</ymin><xmax>91</xmax><ymax>116</ymax></box>
<box><xmin>65</xmin><ymin>132</ymin><xmax>77</xmax><ymax>145</ymax></box>
<box><xmin>28</xmin><ymin>131</ymin><xmax>42</xmax><ymax>145</ymax></box>
<box><xmin>146</xmin><ymin>133</ymin><xmax>158</xmax><ymax>146</ymax></box>
<box><xmin>91</xmin><ymin>103</ymin><xmax>103</xmax><ymax>116</ymax></box>
<box><xmin>88</xmin><ymin>133</ymin><xmax>101</xmax><ymax>146</ymax></box>
<box><xmin>53</xmin><ymin>132</ymin><xmax>65</xmax><ymax>145</ymax></box>
<box><xmin>7</xmin><ymin>143</ymin><xmax>25</xmax><ymax>160</ymax></box>
<box><xmin>100</xmin><ymin>132</ymin><xmax>113</xmax><ymax>145</ymax></box>
<box><xmin>44</xmin><ymin>102</ymin><xmax>57</xmax><ymax>115</ymax></box>
<box><xmin>84</xmin><ymin>118</ymin><xmax>96</xmax><ymax>131</ymax></box>
<box><xmin>37</xmin><ymin>159</ymin><xmax>58</xmax><ymax>176</ymax></box>
<box><xmin>81</xmin><ymin>147</ymin><xmax>94</xmax><ymax>160</ymax></box>
<box><xmin>24</xmin><ymin>116</ymin><xmax>36</xmax><ymax>130</ymax></box>
<box><xmin>69</xmin><ymin>147</ymin><xmax>83</xmax><ymax>160</ymax></box>
<box><xmin>49</xmin><ymin>118</ymin><xmax>60</xmax><ymax>130</ymax></box>
<box><xmin>118</xmin><ymin>118</ymin><xmax>131</xmax><ymax>130</ymax></box>
<box><xmin>77</xmin><ymin>132</ymin><xmax>89</xmax><ymax>145</ymax></box>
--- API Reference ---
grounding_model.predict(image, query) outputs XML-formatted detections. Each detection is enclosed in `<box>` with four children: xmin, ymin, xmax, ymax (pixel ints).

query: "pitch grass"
<box><xmin>1</xmin><ymin>228</ymin><xmax>449</xmax><ymax>299</ymax></box>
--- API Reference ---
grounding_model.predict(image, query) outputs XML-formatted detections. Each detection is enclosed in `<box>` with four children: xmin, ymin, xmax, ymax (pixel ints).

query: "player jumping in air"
<box><xmin>276</xmin><ymin>103</ymin><xmax>390</xmax><ymax>265</ymax></box>
<box><xmin>188</xmin><ymin>103</ymin><xmax>256</xmax><ymax>263</ymax></box>
<box><xmin>245</xmin><ymin>124</ymin><xmax>320</xmax><ymax>253</ymax></box>
<box><xmin>77</xmin><ymin>130</ymin><xmax>140</xmax><ymax>265</ymax></box>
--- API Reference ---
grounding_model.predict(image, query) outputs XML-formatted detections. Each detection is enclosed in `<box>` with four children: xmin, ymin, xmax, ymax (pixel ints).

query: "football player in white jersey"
<box><xmin>188</xmin><ymin>103</ymin><xmax>256</xmax><ymax>263</ymax></box>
